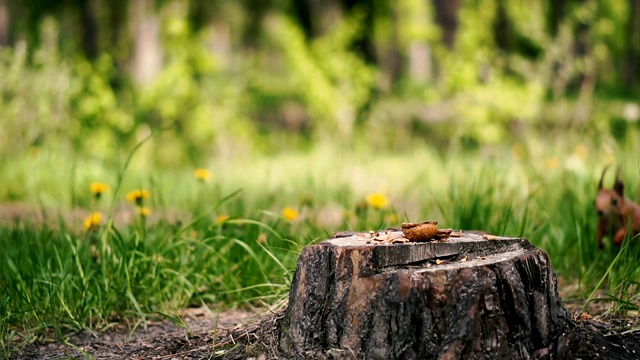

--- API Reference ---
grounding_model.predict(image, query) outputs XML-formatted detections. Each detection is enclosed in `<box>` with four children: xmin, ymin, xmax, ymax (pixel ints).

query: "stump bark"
<box><xmin>278</xmin><ymin>231</ymin><xmax>568</xmax><ymax>359</ymax></box>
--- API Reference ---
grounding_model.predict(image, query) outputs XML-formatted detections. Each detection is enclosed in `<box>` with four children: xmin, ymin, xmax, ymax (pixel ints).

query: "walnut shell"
<box><xmin>401</xmin><ymin>221</ymin><xmax>439</xmax><ymax>242</ymax></box>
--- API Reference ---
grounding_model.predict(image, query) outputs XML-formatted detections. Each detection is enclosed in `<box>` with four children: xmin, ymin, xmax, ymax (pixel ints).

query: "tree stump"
<box><xmin>278</xmin><ymin>230</ymin><xmax>568</xmax><ymax>359</ymax></box>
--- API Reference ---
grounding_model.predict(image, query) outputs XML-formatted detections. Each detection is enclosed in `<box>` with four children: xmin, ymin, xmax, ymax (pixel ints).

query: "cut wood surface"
<box><xmin>278</xmin><ymin>230</ymin><xmax>568</xmax><ymax>359</ymax></box>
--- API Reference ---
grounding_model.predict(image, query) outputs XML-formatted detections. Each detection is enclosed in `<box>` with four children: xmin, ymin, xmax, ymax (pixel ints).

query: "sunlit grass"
<box><xmin>1</xmin><ymin>135</ymin><xmax>640</xmax><ymax>356</ymax></box>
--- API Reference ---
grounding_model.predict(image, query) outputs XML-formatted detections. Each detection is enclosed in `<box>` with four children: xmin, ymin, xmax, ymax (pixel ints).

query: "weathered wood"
<box><xmin>278</xmin><ymin>231</ymin><xmax>568</xmax><ymax>359</ymax></box>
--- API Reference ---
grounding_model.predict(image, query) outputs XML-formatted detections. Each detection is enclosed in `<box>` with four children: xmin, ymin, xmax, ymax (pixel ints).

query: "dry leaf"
<box><xmin>483</xmin><ymin>234</ymin><xmax>498</xmax><ymax>241</ymax></box>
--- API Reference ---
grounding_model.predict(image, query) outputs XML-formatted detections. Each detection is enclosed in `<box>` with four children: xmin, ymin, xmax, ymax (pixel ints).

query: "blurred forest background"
<box><xmin>1</xmin><ymin>0</ymin><xmax>639</xmax><ymax>166</ymax></box>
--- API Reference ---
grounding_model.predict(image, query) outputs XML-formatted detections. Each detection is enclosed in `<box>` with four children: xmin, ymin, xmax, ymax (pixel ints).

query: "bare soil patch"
<box><xmin>8</xmin><ymin>304</ymin><xmax>640</xmax><ymax>359</ymax></box>
<box><xmin>9</xmin><ymin>307</ymin><xmax>279</xmax><ymax>360</ymax></box>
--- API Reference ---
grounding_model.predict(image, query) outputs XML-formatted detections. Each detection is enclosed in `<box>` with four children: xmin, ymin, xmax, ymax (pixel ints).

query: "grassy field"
<box><xmin>1</xmin><ymin>134</ymin><xmax>640</xmax><ymax>357</ymax></box>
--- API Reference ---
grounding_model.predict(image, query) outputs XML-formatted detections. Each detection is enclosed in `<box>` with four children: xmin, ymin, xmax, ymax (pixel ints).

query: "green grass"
<box><xmin>1</xmin><ymin>136</ymin><xmax>640</xmax><ymax>357</ymax></box>
<box><xmin>0</xmin><ymin>207</ymin><xmax>303</xmax><ymax>354</ymax></box>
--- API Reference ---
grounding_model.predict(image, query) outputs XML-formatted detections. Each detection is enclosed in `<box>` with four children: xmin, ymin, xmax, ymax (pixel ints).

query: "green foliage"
<box><xmin>2</xmin><ymin>0</ymin><xmax>640</xmax><ymax>162</ymax></box>
<box><xmin>265</xmin><ymin>13</ymin><xmax>377</xmax><ymax>139</ymax></box>
<box><xmin>0</xmin><ymin>41</ymin><xmax>71</xmax><ymax>158</ymax></box>
<box><xmin>69</xmin><ymin>55</ymin><xmax>134</xmax><ymax>157</ymax></box>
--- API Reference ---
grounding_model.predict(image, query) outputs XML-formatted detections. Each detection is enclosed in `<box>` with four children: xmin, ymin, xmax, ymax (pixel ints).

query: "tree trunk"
<box><xmin>80</xmin><ymin>0</ymin><xmax>99</xmax><ymax>60</ymax></box>
<box><xmin>625</xmin><ymin>0</ymin><xmax>640</xmax><ymax>90</ymax></box>
<box><xmin>408</xmin><ymin>41</ymin><xmax>432</xmax><ymax>83</ymax></box>
<box><xmin>291</xmin><ymin>0</ymin><xmax>341</xmax><ymax>39</ymax></box>
<box><xmin>432</xmin><ymin>0</ymin><xmax>460</xmax><ymax>49</ymax></box>
<box><xmin>107</xmin><ymin>0</ymin><xmax>129</xmax><ymax>72</ymax></box>
<box><xmin>131</xmin><ymin>0</ymin><xmax>162</xmax><ymax>85</ymax></box>
<box><xmin>278</xmin><ymin>230</ymin><xmax>568</xmax><ymax>359</ymax></box>
<box><xmin>0</xmin><ymin>0</ymin><xmax>9</xmax><ymax>46</ymax></box>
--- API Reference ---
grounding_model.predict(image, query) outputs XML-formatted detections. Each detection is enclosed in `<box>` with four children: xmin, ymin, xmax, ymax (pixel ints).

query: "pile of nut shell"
<box><xmin>365</xmin><ymin>221</ymin><xmax>460</xmax><ymax>244</ymax></box>
<box><xmin>401</xmin><ymin>221</ymin><xmax>456</xmax><ymax>242</ymax></box>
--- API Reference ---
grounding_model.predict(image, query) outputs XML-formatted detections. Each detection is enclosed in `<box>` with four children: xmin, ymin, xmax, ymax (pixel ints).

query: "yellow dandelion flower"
<box><xmin>90</xmin><ymin>182</ymin><xmax>109</xmax><ymax>199</ymax></box>
<box><xmin>216</xmin><ymin>214</ymin><xmax>230</xmax><ymax>224</ymax></box>
<box><xmin>282</xmin><ymin>207</ymin><xmax>299</xmax><ymax>221</ymax></box>
<box><xmin>602</xmin><ymin>152</ymin><xmax>616</xmax><ymax>166</ymax></box>
<box><xmin>545</xmin><ymin>157</ymin><xmax>560</xmax><ymax>170</ymax></box>
<box><xmin>365</xmin><ymin>192</ymin><xmax>389</xmax><ymax>209</ymax></box>
<box><xmin>194</xmin><ymin>168</ymin><xmax>212</xmax><ymax>182</ymax></box>
<box><xmin>126</xmin><ymin>189</ymin><xmax>150</xmax><ymax>206</ymax></box>
<box><xmin>83</xmin><ymin>212</ymin><xmax>103</xmax><ymax>230</ymax></box>
<box><xmin>511</xmin><ymin>143</ymin><xmax>526</xmax><ymax>161</ymax></box>
<box><xmin>573</xmin><ymin>145</ymin><xmax>588</xmax><ymax>161</ymax></box>
<box><xmin>137</xmin><ymin>207</ymin><xmax>151</xmax><ymax>217</ymax></box>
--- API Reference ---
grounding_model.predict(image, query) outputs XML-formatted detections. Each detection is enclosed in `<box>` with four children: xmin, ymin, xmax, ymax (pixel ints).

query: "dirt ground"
<box><xmin>8</xmin><ymin>303</ymin><xmax>640</xmax><ymax>360</ymax></box>
<box><xmin>9</xmin><ymin>306</ymin><xmax>280</xmax><ymax>360</ymax></box>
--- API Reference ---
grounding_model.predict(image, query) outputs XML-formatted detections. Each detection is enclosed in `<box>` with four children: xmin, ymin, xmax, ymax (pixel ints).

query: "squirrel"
<box><xmin>595</xmin><ymin>166</ymin><xmax>640</xmax><ymax>248</ymax></box>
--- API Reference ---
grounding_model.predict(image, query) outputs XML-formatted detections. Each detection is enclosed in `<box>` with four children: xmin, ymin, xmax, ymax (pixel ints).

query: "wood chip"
<box><xmin>579</xmin><ymin>313</ymin><xmax>592</xmax><ymax>320</ymax></box>
<box><xmin>435</xmin><ymin>259</ymin><xmax>445</xmax><ymax>265</ymax></box>
<box><xmin>433</xmin><ymin>228</ymin><xmax>453</xmax><ymax>240</ymax></box>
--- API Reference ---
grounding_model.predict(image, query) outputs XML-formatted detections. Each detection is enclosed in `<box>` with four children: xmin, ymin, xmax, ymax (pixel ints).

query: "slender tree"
<box><xmin>79</xmin><ymin>0</ymin><xmax>99</xmax><ymax>59</ymax></box>
<box><xmin>625</xmin><ymin>0</ymin><xmax>640</xmax><ymax>90</ymax></box>
<box><xmin>432</xmin><ymin>0</ymin><xmax>459</xmax><ymax>48</ymax></box>
<box><xmin>0</xmin><ymin>0</ymin><xmax>9</xmax><ymax>46</ymax></box>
